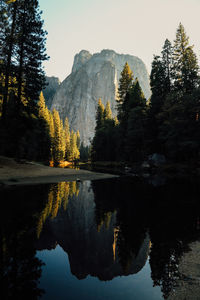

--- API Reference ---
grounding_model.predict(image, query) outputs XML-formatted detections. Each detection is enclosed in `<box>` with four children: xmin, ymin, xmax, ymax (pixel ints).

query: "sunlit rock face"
<box><xmin>36</xmin><ymin>181</ymin><xmax>150</xmax><ymax>281</ymax></box>
<box><xmin>51</xmin><ymin>49</ymin><xmax>151</xmax><ymax>145</ymax></box>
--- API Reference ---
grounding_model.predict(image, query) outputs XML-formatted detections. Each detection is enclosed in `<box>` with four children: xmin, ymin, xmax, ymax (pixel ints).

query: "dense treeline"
<box><xmin>92</xmin><ymin>23</ymin><xmax>200</xmax><ymax>164</ymax></box>
<box><xmin>0</xmin><ymin>0</ymin><xmax>82</xmax><ymax>165</ymax></box>
<box><xmin>0</xmin><ymin>0</ymin><xmax>49</xmax><ymax>161</ymax></box>
<box><xmin>37</xmin><ymin>92</ymin><xmax>80</xmax><ymax>166</ymax></box>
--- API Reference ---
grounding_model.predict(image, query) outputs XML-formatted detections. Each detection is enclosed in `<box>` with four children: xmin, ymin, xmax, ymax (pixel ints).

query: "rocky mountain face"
<box><xmin>36</xmin><ymin>181</ymin><xmax>150</xmax><ymax>281</ymax></box>
<box><xmin>51</xmin><ymin>50</ymin><xmax>151</xmax><ymax>145</ymax></box>
<box><xmin>43</xmin><ymin>76</ymin><xmax>60</xmax><ymax>109</ymax></box>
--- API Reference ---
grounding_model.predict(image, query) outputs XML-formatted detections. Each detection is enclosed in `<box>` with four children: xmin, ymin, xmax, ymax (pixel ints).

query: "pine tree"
<box><xmin>117</xmin><ymin>62</ymin><xmax>133</xmax><ymax>103</ymax></box>
<box><xmin>60</xmin><ymin>118</ymin><xmax>66</xmax><ymax>162</ymax></box>
<box><xmin>91</xmin><ymin>99</ymin><xmax>105</xmax><ymax>161</ymax></box>
<box><xmin>150</xmin><ymin>56</ymin><xmax>166</xmax><ymax>103</ymax></box>
<box><xmin>52</xmin><ymin>109</ymin><xmax>65</xmax><ymax>166</ymax></box>
<box><xmin>15</xmin><ymin>0</ymin><xmax>48</xmax><ymax>107</ymax></box>
<box><xmin>0</xmin><ymin>0</ymin><xmax>49</xmax><ymax>162</ymax></box>
<box><xmin>37</xmin><ymin>92</ymin><xmax>51</xmax><ymax>161</ymax></box>
<box><xmin>76</xmin><ymin>130</ymin><xmax>81</xmax><ymax>149</ymax></box>
<box><xmin>64</xmin><ymin>117</ymin><xmax>70</xmax><ymax>161</ymax></box>
<box><xmin>125</xmin><ymin>80</ymin><xmax>147</xmax><ymax>161</ymax></box>
<box><xmin>92</xmin><ymin>99</ymin><xmax>117</xmax><ymax>161</ymax></box>
<box><xmin>104</xmin><ymin>101</ymin><xmax>112</xmax><ymax>120</ymax></box>
<box><xmin>38</xmin><ymin>91</ymin><xmax>49</xmax><ymax>120</ymax></box>
<box><xmin>117</xmin><ymin>62</ymin><xmax>133</xmax><ymax>121</ymax></box>
<box><xmin>48</xmin><ymin>110</ymin><xmax>55</xmax><ymax>162</ymax></box>
<box><xmin>161</xmin><ymin>39</ymin><xmax>173</xmax><ymax>94</ymax></box>
<box><xmin>1</xmin><ymin>0</ymin><xmax>18</xmax><ymax>120</ymax></box>
<box><xmin>69</xmin><ymin>130</ymin><xmax>80</xmax><ymax>162</ymax></box>
<box><xmin>148</xmin><ymin>46</ymin><xmax>173</xmax><ymax>154</ymax></box>
<box><xmin>173</xmin><ymin>23</ymin><xmax>199</xmax><ymax>94</ymax></box>
<box><xmin>95</xmin><ymin>98</ymin><xmax>105</xmax><ymax>130</ymax></box>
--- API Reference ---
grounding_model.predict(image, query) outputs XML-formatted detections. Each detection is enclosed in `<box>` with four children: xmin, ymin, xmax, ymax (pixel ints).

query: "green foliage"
<box><xmin>104</xmin><ymin>101</ymin><xmax>112</xmax><ymax>120</ymax></box>
<box><xmin>95</xmin><ymin>98</ymin><xmax>105</xmax><ymax>130</ymax></box>
<box><xmin>117</xmin><ymin>62</ymin><xmax>133</xmax><ymax>104</ymax></box>
<box><xmin>64</xmin><ymin>117</ymin><xmax>70</xmax><ymax>161</ymax></box>
<box><xmin>69</xmin><ymin>130</ymin><xmax>80</xmax><ymax>161</ymax></box>
<box><xmin>76</xmin><ymin>130</ymin><xmax>81</xmax><ymax>149</ymax></box>
<box><xmin>147</xmin><ymin>23</ymin><xmax>200</xmax><ymax>162</ymax></box>
<box><xmin>0</xmin><ymin>0</ymin><xmax>51</xmax><ymax>163</ymax></box>
<box><xmin>15</xmin><ymin>0</ymin><xmax>48</xmax><ymax>104</ymax></box>
<box><xmin>173</xmin><ymin>23</ymin><xmax>199</xmax><ymax>94</ymax></box>
<box><xmin>117</xmin><ymin>62</ymin><xmax>133</xmax><ymax>122</ymax></box>
<box><xmin>125</xmin><ymin>80</ymin><xmax>147</xmax><ymax>161</ymax></box>
<box><xmin>92</xmin><ymin>100</ymin><xmax>119</xmax><ymax>162</ymax></box>
<box><xmin>80</xmin><ymin>142</ymin><xmax>91</xmax><ymax>161</ymax></box>
<box><xmin>52</xmin><ymin>109</ymin><xmax>65</xmax><ymax>166</ymax></box>
<box><xmin>92</xmin><ymin>24</ymin><xmax>200</xmax><ymax>165</ymax></box>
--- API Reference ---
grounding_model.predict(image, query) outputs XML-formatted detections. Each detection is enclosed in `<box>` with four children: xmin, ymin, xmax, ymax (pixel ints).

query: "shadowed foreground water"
<box><xmin>1</xmin><ymin>176</ymin><xmax>200</xmax><ymax>299</ymax></box>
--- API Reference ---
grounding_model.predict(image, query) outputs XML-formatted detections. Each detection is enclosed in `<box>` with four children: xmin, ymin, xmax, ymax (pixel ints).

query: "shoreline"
<box><xmin>168</xmin><ymin>240</ymin><xmax>200</xmax><ymax>300</ymax></box>
<box><xmin>0</xmin><ymin>156</ymin><xmax>118</xmax><ymax>186</ymax></box>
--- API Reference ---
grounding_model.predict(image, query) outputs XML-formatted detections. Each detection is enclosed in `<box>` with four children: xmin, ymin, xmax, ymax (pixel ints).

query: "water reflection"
<box><xmin>0</xmin><ymin>177</ymin><xmax>200</xmax><ymax>299</ymax></box>
<box><xmin>0</xmin><ymin>185</ymin><xmax>49</xmax><ymax>299</ymax></box>
<box><xmin>36</xmin><ymin>180</ymin><xmax>149</xmax><ymax>281</ymax></box>
<box><xmin>37</xmin><ymin>181</ymin><xmax>80</xmax><ymax>238</ymax></box>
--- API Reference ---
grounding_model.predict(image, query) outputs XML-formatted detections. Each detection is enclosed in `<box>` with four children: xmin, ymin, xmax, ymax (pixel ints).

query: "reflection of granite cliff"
<box><xmin>36</xmin><ymin>181</ymin><xmax>150</xmax><ymax>281</ymax></box>
<box><xmin>51</xmin><ymin>49</ymin><xmax>151</xmax><ymax>145</ymax></box>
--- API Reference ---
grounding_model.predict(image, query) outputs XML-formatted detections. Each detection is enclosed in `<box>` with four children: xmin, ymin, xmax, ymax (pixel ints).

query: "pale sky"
<box><xmin>39</xmin><ymin>0</ymin><xmax>200</xmax><ymax>82</ymax></box>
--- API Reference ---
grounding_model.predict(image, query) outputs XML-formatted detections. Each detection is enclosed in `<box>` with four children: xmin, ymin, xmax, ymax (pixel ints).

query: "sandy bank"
<box><xmin>0</xmin><ymin>156</ymin><xmax>118</xmax><ymax>186</ymax></box>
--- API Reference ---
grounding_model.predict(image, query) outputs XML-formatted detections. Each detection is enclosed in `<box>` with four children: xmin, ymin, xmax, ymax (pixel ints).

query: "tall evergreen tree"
<box><xmin>1</xmin><ymin>0</ymin><xmax>18</xmax><ymax>120</ymax></box>
<box><xmin>125</xmin><ymin>80</ymin><xmax>147</xmax><ymax>161</ymax></box>
<box><xmin>117</xmin><ymin>62</ymin><xmax>133</xmax><ymax>121</ymax></box>
<box><xmin>69</xmin><ymin>130</ymin><xmax>80</xmax><ymax>162</ymax></box>
<box><xmin>38</xmin><ymin>91</ymin><xmax>49</xmax><ymax>120</ymax></box>
<box><xmin>104</xmin><ymin>101</ymin><xmax>112</xmax><ymax>120</ymax></box>
<box><xmin>173</xmin><ymin>23</ymin><xmax>199</xmax><ymax>94</ymax></box>
<box><xmin>148</xmin><ymin>39</ymin><xmax>174</xmax><ymax>154</ymax></box>
<box><xmin>15</xmin><ymin>0</ymin><xmax>48</xmax><ymax>107</ymax></box>
<box><xmin>117</xmin><ymin>62</ymin><xmax>133</xmax><ymax>103</ymax></box>
<box><xmin>91</xmin><ymin>99</ymin><xmax>105</xmax><ymax>161</ymax></box>
<box><xmin>76</xmin><ymin>130</ymin><xmax>81</xmax><ymax>149</ymax></box>
<box><xmin>92</xmin><ymin>99</ymin><xmax>116</xmax><ymax>162</ymax></box>
<box><xmin>161</xmin><ymin>39</ymin><xmax>173</xmax><ymax>94</ymax></box>
<box><xmin>37</xmin><ymin>92</ymin><xmax>51</xmax><ymax>161</ymax></box>
<box><xmin>148</xmin><ymin>55</ymin><xmax>167</xmax><ymax>153</ymax></box>
<box><xmin>48</xmin><ymin>110</ymin><xmax>55</xmax><ymax>162</ymax></box>
<box><xmin>64</xmin><ymin>117</ymin><xmax>70</xmax><ymax>161</ymax></box>
<box><xmin>95</xmin><ymin>98</ymin><xmax>105</xmax><ymax>130</ymax></box>
<box><xmin>52</xmin><ymin>109</ymin><xmax>65</xmax><ymax>166</ymax></box>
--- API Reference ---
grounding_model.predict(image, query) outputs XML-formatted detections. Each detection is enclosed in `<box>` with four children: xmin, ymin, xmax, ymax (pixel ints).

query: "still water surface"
<box><xmin>1</xmin><ymin>176</ymin><xmax>200</xmax><ymax>299</ymax></box>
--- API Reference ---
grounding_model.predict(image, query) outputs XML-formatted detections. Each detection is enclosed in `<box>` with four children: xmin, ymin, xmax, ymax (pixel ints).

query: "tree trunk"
<box><xmin>2</xmin><ymin>1</ymin><xmax>17</xmax><ymax>121</ymax></box>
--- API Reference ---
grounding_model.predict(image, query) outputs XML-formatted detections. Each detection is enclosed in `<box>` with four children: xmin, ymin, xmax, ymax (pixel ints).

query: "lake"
<box><xmin>1</xmin><ymin>176</ymin><xmax>200</xmax><ymax>299</ymax></box>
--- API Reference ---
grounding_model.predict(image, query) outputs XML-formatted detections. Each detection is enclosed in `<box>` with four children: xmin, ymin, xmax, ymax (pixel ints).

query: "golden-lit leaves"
<box><xmin>36</xmin><ymin>181</ymin><xmax>80</xmax><ymax>238</ymax></box>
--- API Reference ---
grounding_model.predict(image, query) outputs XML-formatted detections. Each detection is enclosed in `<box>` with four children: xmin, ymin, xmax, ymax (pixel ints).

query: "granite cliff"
<box><xmin>43</xmin><ymin>76</ymin><xmax>60</xmax><ymax>109</ymax></box>
<box><xmin>51</xmin><ymin>50</ymin><xmax>151</xmax><ymax>145</ymax></box>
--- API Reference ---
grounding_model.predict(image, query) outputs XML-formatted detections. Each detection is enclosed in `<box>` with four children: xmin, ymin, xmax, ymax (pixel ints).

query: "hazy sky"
<box><xmin>39</xmin><ymin>0</ymin><xmax>200</xmax><ymax>82</ymax></box>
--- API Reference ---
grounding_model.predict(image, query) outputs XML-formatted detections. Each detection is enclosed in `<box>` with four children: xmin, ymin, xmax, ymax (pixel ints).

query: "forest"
<box><xmin>0</xmin><ymin>0</ymin><xmax>82</xmax><ymax>166</ymax></box>
<box><xmin>0</xmin><ymin>0</ymin><xmax>200</xmax><ymax>168</ymax></box>
<box><xmin>92</xmin><ymin>23</ymin><xmax>200</xmax><ymax>165</ymax></box>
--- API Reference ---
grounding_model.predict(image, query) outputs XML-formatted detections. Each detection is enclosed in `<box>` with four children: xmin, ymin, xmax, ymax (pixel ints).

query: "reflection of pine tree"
<box><xmin>149</xmin><ymin>240</ymin><xmax>186</xmax><ymax>299</ymax></box>
<box><xmin>36</xmin><ymin>182</ymin><xmax>80</xmax><ymax>238</ymax></box>
<box><xmin>0</xmin><ymin>185</ymin><xmax>51</xmax><ymax>299</ymax></box>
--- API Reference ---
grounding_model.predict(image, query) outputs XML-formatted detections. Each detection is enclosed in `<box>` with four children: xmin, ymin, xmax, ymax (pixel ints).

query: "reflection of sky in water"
<box><xmin>37</xmin><ymin>245</ymin><xmax>162</xmax><ymax>300</ymax></box>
